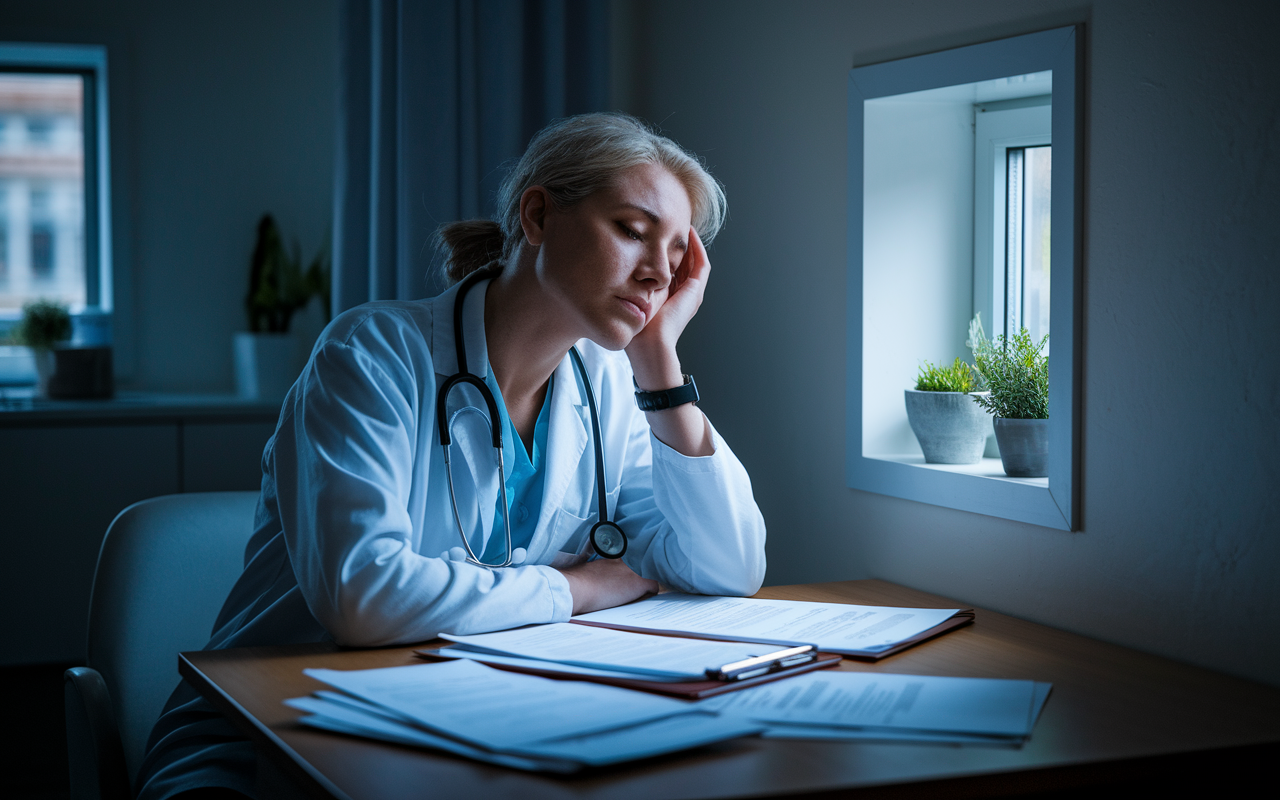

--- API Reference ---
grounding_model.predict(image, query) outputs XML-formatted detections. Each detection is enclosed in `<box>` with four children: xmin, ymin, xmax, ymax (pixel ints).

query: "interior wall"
<box><xmin>612</xmin><ymin>0</ymin><xmax>1280</xmax><ymax>687</ymax></box>
<box><xmin>1</xmin><ymin>0</ymin><xmax>338</xmax><ymax>392</ymax></box>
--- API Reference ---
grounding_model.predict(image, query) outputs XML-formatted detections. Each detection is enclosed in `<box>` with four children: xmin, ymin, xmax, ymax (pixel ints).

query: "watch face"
<box><xmin>590</xmin><ymin>521</ymin><xmax>627</xmax><ymax>558</ymax></box>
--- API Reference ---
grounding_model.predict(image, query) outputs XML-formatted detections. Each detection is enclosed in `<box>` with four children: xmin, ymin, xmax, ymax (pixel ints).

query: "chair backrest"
<box><xmin>87</xmin><ymin>491</ymin><xmax>259</xmax><ymax>783</ymax></box>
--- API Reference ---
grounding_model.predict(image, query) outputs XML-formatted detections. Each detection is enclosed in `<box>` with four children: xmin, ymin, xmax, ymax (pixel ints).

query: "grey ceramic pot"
<box><xmin>904</xmin><ymin>389</ymin><xmax>990</xmax><ymax>464</ymax></box>
<box><xmin>992</xmin><ymin>417</ymin><xmax>1049</xmax><ymax>477</ymax></box>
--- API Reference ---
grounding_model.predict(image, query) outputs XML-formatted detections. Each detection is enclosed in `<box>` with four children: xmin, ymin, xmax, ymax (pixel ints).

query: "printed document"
<box><xmin>440</xmin><ymin>621</ymin><xmax>798</xmax><ymax>680</ymax></box>
<box><xmin>701</xmin><ymin>671</ymin><xmax>1049</xmax><ymax>739</ymax></box>
<box><xmin>294</xmin><ymin>658</ymin><xmax>763</xmax><ymax>770</ymax></box>
<box><xmin>304</xmin><ymin>659</ymin><xmax>687</xmax><ymax>749</ymax></box>
<box><xmin>575</xmin><ymin>593</ymin><xmax>962</xmax><ymax>656</ymax></box>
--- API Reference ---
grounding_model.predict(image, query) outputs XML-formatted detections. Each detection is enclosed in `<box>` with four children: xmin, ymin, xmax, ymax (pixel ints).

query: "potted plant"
<box><xmin>235</xmin><ymin>214</ymin><xmax>330</xmax><ymax>400</ymax></box>
<box><xmin>13</xmin><ymin>299</ymin><xmax>72</xmax><ymax>397</ymax></box>
<box><xmin>970</xmin><ymin>322</ymin><xmax>1050</xmax><ymax>477</ymax></box>
<box><xmin>904</xmin><ymin>356</ymin><xmax>990</xmax><ymax>464</ymax></box>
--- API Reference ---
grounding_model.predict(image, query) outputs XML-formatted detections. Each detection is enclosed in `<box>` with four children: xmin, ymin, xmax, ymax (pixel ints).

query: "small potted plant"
<box><xmin>904</xmin><ymin>356</ymin><xmax>990</xmax><ymax>464</ymax></box>
<box><xmin>970</xmin><ymin>322</ymin><xmax>1050</xmax><ymax>477</ymax></box>
<box><xmin>234</xmin><ymin>214</ymin><xmax>330</xmax><ymax>400</ymax></box>
<box><xmin>13</xmin><ymin>299</ymin><xmax>72</xmax><ymax>397</ymax></box>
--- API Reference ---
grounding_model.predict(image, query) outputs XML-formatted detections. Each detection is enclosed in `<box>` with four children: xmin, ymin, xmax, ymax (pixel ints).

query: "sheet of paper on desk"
<box><xmin>440</xmin><ymin>621</ymin><xmax>790</xmax><ymax>680</ymax></box>
<box><xmin>753</xmin><ymin>682</ymin><xmax>1054</xmax><ymax>746</ymax></box>
<box><xmin>297</xmin><ymin>658</ymin><xmax>762</xmax><ymax>770</ymax></box>
<box><xmin>285</xmin><ymin>694</ymin><xmax>576</xmax><ymax>772</ymax></box>
<box><xmin>432</xmin><ymin>646</ymin><xmax>694</xmax><ymax>682</ymax></box>
<box><xmin>574</xmin><ymin>593</ymin><xmax>961</xmax><ymax>656</ymax></box>
<box><xmin>305</xmin><ymin>659</ymin><xmax>686</xmax><ymax>749</ymax></box>
<box><xmin>700</xmin><ymin>672</ymin><xmax>1051</xmax><ymax>741</ymax></box>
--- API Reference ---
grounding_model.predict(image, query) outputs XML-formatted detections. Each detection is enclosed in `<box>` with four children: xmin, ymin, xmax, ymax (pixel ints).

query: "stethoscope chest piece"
<box><xmin>590</xmin><ymin>520</ymin><xmax>627</xmax><ymax>559</ymax></box>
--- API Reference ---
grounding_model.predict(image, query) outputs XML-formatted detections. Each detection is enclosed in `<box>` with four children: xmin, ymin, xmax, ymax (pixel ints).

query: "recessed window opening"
<box><xmin>0</xmin><ymin>43</ymin><xmax>110</xmax><ymax>340</ymax></box>
<box><xmin>848</xmin><ymin>25</ymin><xmax>1081</xmax><ymax>529</ymax></box>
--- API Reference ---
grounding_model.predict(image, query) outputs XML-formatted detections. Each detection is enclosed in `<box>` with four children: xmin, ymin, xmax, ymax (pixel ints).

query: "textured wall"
<box><xmin>1</xmin><ymin>0</ymin><xmax>338</xmax><ymax>391</ymax></box>
<box><xmin>613</xmin><ymin>0</ymin><xmax>1280</xmax><ymax>686</ymax></box>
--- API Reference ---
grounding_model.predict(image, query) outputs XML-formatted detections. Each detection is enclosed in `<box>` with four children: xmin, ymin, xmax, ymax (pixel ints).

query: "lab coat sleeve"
<box><xmin>615</xmin><ymin>396</ymin><xmax>767</xmax><ymax>597</ymax></box>
<box><xmin>269</xmin><ymin>320</ymin><xmax>574</xmax><ymax>647</ymax></box>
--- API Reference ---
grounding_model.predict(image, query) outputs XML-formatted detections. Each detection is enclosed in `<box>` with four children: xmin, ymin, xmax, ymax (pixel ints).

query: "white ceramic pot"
<box><xmin>32</xmin><ymin>347</ymin><xmax>55</xmax><ymax>398</ymax></box>
<box><xmin>234</xmin><ymin>332</ymin><xmax>297</xmax><ymax>401</ymax></box>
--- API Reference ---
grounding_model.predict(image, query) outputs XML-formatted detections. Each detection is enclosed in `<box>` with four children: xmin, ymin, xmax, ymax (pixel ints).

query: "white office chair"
<box><xmin>64</xmin><ymin>491</ymin><xmax>259</xmax><ymax>800</ymax></box>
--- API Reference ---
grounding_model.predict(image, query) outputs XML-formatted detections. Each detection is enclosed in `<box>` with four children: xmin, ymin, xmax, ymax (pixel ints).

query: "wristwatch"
<box><xmin>634</xmin><ymin>374</ymin><xmax>699</xmax><ymax>411</ymax></box>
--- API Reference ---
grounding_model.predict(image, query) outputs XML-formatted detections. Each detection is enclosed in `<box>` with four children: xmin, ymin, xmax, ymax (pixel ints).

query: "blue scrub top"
<box><xmin>481</xmin><ymin>372</ymin><xmax>552</xmax><ymax>563</ymax></box>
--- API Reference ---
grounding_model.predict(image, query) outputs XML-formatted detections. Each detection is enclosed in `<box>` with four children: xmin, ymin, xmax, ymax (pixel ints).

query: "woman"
<box><xmin>137</xmin><ymin>112</ymin><xmax>766</xmax><ymax>799</ymax></box>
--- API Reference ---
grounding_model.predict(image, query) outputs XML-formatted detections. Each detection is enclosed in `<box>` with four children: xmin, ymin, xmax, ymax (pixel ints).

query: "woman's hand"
<box><xmin>623</xmin><ymin>227</ymin><xmax>715</xmax><ymax>458</ymax></box>
<box><xmin>555</xmin><ymin>557</ymin><xmax>660</xmax><ymax>615</ymax></box>
<box><xmin>625</xmin><ymin>226</ymin><xmax>709</xmax><ymax>376</ymax></box>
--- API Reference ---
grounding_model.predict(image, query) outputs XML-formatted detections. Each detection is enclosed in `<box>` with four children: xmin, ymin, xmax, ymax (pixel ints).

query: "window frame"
<box><xmin>846</xmin><ymin>26</ymin><xmax>1081</xmax><ymax>530</ymax></box>
<box><xmin>0</xmin><ymin>42</ymin><xmax>112</xmax><ymax>338</ymax></box>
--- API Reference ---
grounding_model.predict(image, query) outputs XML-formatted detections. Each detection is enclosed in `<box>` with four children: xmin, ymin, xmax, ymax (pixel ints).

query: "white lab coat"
<box><xmin>217</xmin><ymin>276</ymin><xmax>767</xmax><ymax>650</ymax></box>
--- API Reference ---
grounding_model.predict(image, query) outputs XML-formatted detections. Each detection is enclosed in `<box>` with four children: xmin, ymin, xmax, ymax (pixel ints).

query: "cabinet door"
<box><xmin>0</xmin><ymin>424</ymin><xmax>179</xmax><ymax>665</ymax></box>
<box><xmin>182</xmin><ymin>421</ymin><xmax>276</xmax><ymax>492</ymax></box>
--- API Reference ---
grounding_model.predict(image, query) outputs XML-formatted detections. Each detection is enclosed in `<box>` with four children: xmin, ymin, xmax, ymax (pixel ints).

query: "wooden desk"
<box><xmin>180</xmin><ymin>580</ymin><xmax>1280</xmax><ymax>799</ymax></box>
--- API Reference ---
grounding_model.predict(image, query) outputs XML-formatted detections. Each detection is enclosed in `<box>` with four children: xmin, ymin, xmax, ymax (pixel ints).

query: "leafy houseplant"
<box><xmin>904</xmin><ymin>356</ymin><xmax>990</xmax><ymax>465</ymax></box>
<box><xmin>235</xmin><ymin>215</ymin><xmax>331</xmax><ymax>400</ymax></box>
<box><xmin>14</xmin><ymin>299</ymin><xmax>72</xmax><ymax>350</ymax></box>
<box><xmin>970</xmin><ymin>319</ymin><xmax>1050</xmax><ymax>477</ymax></box>
<box><xmin>14</xmin><ymin>300</ymin><xmax>72</xmax><ymax>397</ymax></box>
<box><xmin>245</xmin><ymin>214</ymin><xmax>331</xmax><ymax>333</ymax></box>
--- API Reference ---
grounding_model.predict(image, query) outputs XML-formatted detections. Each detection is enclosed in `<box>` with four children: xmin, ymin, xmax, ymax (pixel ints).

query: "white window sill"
<box><xmin>864</xmin><ymin>454</ymin><xmax>1049</xmax><ymax>489</ymax></box>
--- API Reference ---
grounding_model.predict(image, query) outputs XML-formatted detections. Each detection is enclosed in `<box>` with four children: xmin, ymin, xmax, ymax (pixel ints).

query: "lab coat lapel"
<box><xmin>429</xmin><ymin>275</ymin><xmax>492</xmax><ymax>381</ymax></box>
<box><xmin>429</xmin><ymin>276</ymin><xmax>507</xmax><ymax>553</ymax></box>
<box><xmin>528</xmin><ymin>351</ymin><xmax>590</xmax><ymax>557</ymax></box>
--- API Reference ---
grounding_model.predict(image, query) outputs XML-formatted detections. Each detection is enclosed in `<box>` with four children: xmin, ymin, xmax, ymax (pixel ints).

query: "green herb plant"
<box><xmin>14</xmin><ymin>299</ymin><xmax>72</xmax><ymax>350</ymax></box>
<box><xmin>246</xmin><ymin>214</ymin><xmax>331</xmax><ymax>333</ymax></box>
<box><xmin>914</xmin><ymin>357</ymin><xmax>977</xmax><ymax>393</ymax></box>
<box><xmin>968</xmin><ymin>314</ymin><xmax>1049</xmax><ymax>419</ymax></box>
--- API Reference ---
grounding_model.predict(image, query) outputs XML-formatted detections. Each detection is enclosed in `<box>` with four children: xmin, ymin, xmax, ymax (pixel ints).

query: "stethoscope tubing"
<box><xmin>437</xmin><ymin>268</ymin><xmax>626</xmax><ymax>566</ymax></box>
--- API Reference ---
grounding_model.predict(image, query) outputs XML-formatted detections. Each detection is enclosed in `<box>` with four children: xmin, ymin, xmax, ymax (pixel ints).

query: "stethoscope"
<box><xmin>436</xmin><ymin>268</ymin><xmax>628</xmax><ymax>567</ymax></box>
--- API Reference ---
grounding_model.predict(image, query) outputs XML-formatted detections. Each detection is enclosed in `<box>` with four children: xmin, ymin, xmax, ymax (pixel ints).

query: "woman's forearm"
<box><xmin>628</xmin><ymin>345</ymin><xmax>715</xmax><ymax>458</ymax></box>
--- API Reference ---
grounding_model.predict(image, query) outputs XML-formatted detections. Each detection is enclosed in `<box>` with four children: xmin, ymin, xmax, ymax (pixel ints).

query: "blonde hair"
<box><xmin>435</xmin><ymin>112</ymin><xmax>727</xmax><ymax>284</ymax></box>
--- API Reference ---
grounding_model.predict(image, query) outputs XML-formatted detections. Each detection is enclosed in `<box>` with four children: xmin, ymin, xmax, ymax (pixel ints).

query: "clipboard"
<box><xmin>414</xmin><ymin>647</ymin><xmax>843</xmax><ymax>699</ymax></box>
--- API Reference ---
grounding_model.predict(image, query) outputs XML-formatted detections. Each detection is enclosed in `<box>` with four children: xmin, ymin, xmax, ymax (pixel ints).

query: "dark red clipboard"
<box><xmin>414</xmin><ymin>648</ymin><xmax>843</xmax><ymax>699</ymax></box>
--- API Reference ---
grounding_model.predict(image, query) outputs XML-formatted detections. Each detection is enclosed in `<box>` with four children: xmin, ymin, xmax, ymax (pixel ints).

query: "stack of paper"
<box><xmin>286</xmin><ymin>659</ymin><xmax>763</xmax><ymax>772</ymax></box>
<box><xmin>435</xmin><ymin>621</ymin><xmax>805</xmax><ymax>682</ymax></box>
<box><xmin>575</xmin><ymin>593</ymin><xmax>973</xmax><ymax>659</ymax></box>
<box><xmin>700</xmin><ymin>671</ymin><xmax>1052</xmax><ymax>746</ymax></box>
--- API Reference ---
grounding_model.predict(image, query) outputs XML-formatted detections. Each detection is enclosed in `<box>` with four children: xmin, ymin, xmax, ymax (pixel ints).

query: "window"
<box><xmin>973</xmin><ymin>94</ymin><xmax>1052</xmax><ymax>348</ymax></box>
<box><xmin>0</xmin><ymin>43</ymin><xmax>111</xmax><ymax>340</ymax></box>
<box><xmin>847</xmin><ymin>27</ymin><xmax>1081</xmax><ymax>530</ymax></box>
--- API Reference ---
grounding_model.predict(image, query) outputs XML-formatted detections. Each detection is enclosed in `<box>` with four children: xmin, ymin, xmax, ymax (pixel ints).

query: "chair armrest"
<box><xmin>65</xmin><ymin>667</ymin><xmax>131</xmax><ymax>800</ymax></box>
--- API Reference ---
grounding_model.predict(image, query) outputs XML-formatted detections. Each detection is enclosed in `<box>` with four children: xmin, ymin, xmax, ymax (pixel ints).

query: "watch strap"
<box><xmin>634</xmin><ymin>374</ymin><xmax>699</xmax><ymax>411</ymax></box>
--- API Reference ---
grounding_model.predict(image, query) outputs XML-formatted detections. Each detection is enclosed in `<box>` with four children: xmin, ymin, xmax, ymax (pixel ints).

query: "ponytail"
<box><xmin>434</xmin><ymin>219</ymin><xmax>504</xmax><ymax>285</ymax></box>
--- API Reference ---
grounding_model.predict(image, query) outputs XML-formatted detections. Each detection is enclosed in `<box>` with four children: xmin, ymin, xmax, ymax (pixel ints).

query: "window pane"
<box><xmin>1022</xmin><ymin>145</ymin><xmax>1051</xmax><ymax>349</ymax></box>
<box><xmin>0</xmin><ymin>72</ymin><xmax>85</xmax><ymax>313</ymax></box>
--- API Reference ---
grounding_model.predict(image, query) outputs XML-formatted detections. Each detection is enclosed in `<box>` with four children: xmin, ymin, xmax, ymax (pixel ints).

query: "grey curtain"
<box><xmin>333</xmin><ymin>0</ymin><xmax>610</xmax><ymax>312</ymax></box>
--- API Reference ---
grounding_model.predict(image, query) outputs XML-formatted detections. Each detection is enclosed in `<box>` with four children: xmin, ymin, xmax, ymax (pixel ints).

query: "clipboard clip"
<box><xmin>706</xmin><ymin>644</ymin><xmax>818</xmax><ymax>682</ymax></box>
